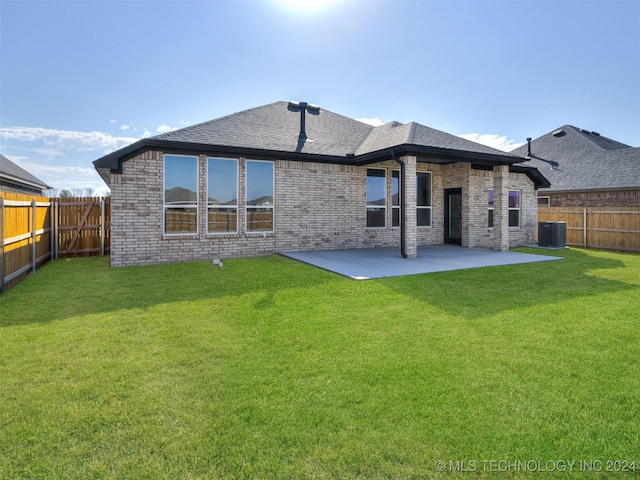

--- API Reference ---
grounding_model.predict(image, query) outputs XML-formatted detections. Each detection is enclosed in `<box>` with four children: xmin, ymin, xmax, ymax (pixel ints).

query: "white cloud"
<box><xmin>356</xmin><ymin>117</ymin><xmax>385</xmax><ymax>127</ymax></box>
<box><xmin>10</xmin><ymin>158</ymin><xmax>110</xmax><ymax>195</ymax></box>
<box><xmin>16</xmin><ymin>161</ymin><xmax>95</xmax><ymax>177</ymax></box>
<box><xmin>458</xmin><ymin>133</ymin><xmax>525</xmax><ymax>152</ymax></box>
<box><xmin>155</xmin><ymin>124</ymin><xmax>176</xmax><ymax>133</ymax></box>
<box><xmin>0</xmin><ymin>126</ymin><xmax>139</xmax><ymax>153</ymax></box>
<box><xmin>34</xmin><ymin>148</ymin><xmax>65</xmax><ymax>157</ymax></box>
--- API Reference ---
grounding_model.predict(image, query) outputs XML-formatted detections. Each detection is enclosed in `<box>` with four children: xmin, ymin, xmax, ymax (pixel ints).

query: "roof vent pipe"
<box><xmin>288</xmin><ymin>101</ymin><xmax>320</xmax><ymax>140</ymax></box>
<box><xmin>526</xmin><ymin>137</ymin><xmax>532</xmax><ymax>159</ymax></box>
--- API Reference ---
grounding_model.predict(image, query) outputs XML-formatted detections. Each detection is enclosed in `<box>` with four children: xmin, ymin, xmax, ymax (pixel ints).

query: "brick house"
<box><xmin>0</xmin><ymin>154</ymin><xmax>50</xmax><ymax>195</ymax></box>
<box><xmin>93</xmin><ymin>101</ymin><xmax>549</xmax><ymax>267</ymax></box>
<box><xmin>512</xmin><ymin>125</ymin><xmax>640</xmax><ymax>207</ymax></box>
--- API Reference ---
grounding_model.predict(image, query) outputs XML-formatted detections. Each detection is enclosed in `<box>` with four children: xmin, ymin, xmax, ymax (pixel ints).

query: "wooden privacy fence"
<box><xmin>0</xmin><ymin>192</ymin><xmax>53</xmax><ymax>291</ymax></box>
<box><xmin>539</xmin><ymin>207</ymin><xmax>640</xmax><ymax>252</ymax></box>
<box><xmin>0</xmin><ymin>193</ymin><xmax>110</xmax><ymax>292</ymax></box>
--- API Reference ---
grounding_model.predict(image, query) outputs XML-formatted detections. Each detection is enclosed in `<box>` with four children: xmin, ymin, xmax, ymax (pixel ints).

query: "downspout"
<box><xmin>390</xmin><ymin>150</ymin><xmax>407</xmax><ymax>258</ymax></box>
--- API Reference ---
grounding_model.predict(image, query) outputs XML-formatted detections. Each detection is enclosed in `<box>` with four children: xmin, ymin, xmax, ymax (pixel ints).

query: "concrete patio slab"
<box><xmin>281</xmin><ymin>245</ymin><xmax>563</xmax><ymax>280</ymax></box>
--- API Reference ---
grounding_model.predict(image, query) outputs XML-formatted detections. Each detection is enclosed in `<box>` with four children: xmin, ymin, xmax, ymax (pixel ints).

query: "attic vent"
<box><xmin>552</xmin><ymin>129</ymin><xmax>566</xmax><ymax>137</ymax></box>
<box><xmin>580</xmin><ymin>128</ymin><xmax>592</xmax><ymax>135</ymax></box>
<box><xmin>591</xmin><ymin>131</ymin><xmax>600</xmax><ymax>137</ymax></box>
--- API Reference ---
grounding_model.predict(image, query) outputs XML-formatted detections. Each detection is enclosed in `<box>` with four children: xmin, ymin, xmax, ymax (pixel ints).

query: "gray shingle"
<box><xmin>0</xmin><ymin>154</ymin><xmax>50</xmax><ymax>190</ymax></box>
<box><xmin>95</xmin><ymin>101</ymin><xmax>544</xmax><ymax>188</ymax></box>
<box><xmin>155</xmin><ymin>101</ymin><xmax>373</xmax><ymax>157</ymax></box>
<box><xmin>153</xmin><ymin>101</ymin><xmax>520</xmax><ymax>159</ymax></box>
<box><xmin>513</xmin><ymin>125</ymin><xmax>640</xmax><ymax>191</ymax></box>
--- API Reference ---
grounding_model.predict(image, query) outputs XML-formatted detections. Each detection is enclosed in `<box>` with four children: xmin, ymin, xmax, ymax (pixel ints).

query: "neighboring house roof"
<box><xmin>512</xmin><ymin>125</ymin><xmax>640</xmax><ymax>192</ymax></box>
<box><xmin>0</xmin><ymin>154</ymin><xmax>51</xmax><ymax>192</ymax></box>
<box><xmin>94</xmin><ymin>101</ymin><xmax>549</xmax><ymax>188</ymax></box>
<box><xmin>165</xmin><ymin>186</ymin><xmax>198</xmax><ymax>204</ymax></box>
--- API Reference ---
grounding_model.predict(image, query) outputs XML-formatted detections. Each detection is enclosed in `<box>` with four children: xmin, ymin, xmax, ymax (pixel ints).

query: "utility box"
<box><xmin>538</xmin><ymin>222</ymin><xmax>567</xmax><ymax>248</ymax></box>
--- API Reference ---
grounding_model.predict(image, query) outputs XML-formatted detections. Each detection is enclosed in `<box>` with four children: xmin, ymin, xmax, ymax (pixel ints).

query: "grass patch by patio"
<box><xmin>1</xmin><ymin>248</ymin><xmax>639</xmax><ymax>479</ymax></box>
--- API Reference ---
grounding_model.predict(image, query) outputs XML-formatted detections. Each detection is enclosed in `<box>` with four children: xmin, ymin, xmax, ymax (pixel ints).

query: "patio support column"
<box><xmin>403</xmin><ymin>155</ymin><xmax>417</xmax><ymax>257</ymax></box>
<box><xmin>493</xmin><ymin>164</ymin><xmax>509</xmax><ymax>251</ymax></box>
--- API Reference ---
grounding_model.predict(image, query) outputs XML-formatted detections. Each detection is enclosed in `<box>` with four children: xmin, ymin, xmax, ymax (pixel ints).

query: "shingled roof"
<box><xmin>0</xmin><ymin>154</ymin><xmax>51</xmax><ymax>193</ymax></box>
<box><xmin>512</xmin><ymin>125</ymin><xmax>640</xmax><ymax>192</ymax></box>
<box><xmin>94</xmin><ymin>101</ymin><xmax>548</xmax><ymax>187</ymax></box>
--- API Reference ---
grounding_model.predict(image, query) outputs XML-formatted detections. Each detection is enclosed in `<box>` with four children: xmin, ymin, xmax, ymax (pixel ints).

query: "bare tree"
<box><xmin>70</xmin><ymin>187</ymin><xmax>94</xmax><ymax>197</ymax></box>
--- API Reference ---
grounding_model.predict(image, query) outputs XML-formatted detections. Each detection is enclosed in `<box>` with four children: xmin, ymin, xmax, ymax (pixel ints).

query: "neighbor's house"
<box><xmin>93</xmin><ymin>101</ymin><xmax>549</xmax><ymax>267</ymax></box>
<box><xmin>0</xmin><ymin>154</ymin><xmax>51</xmax><ymax>195</ymax></box>
<box><xmin>512</xmin><ymin>125</ymin><xmax>640</xmax><ymax>207</ymax></box>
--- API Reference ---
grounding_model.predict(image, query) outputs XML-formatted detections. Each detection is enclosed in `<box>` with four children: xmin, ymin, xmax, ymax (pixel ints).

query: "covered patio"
<box><xmin>282</xmin><ymin>245</ymin><xmax>563</xmax><ymax>280</ymax></box>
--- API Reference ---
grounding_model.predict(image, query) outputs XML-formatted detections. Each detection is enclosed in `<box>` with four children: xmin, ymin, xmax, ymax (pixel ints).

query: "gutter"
<box><xmin>390</xmin><ymin>150</ymin><xmax>407</xmax><ymax>258</ymax></box>
<box><xmin>93</xmin><ymin>139</ymin><xmax>365</xmax><ymax>173</ymax></box>
<box><xmin>355</xmin><ymin>143</ymin><xmax>524</xmax><ymax>166</ymax></box>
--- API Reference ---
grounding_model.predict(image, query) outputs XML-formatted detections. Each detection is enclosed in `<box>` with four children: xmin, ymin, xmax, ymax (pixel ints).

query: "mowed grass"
<box><xmin>1</xmin><ymin>248</ymin><xmax>639</xmax><ymax>479</ymax></box>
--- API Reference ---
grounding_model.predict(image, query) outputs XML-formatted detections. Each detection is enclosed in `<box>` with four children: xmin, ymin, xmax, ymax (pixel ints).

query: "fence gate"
<box><xmin>56</xmin><ymin>197</ymin><xmax>111</xmax><ymax>257</ymax></box>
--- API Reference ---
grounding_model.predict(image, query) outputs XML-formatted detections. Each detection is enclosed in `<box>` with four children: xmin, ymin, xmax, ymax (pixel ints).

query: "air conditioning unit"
<box><xmin>538</xmin><ymin>222</ymin><xmax>567</xmax><ymax>248</ymax></box>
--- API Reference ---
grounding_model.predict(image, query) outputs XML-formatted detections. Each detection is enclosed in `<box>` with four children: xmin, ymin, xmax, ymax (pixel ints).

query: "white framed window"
<box><xmin>509</xmin><ymin>190</ymin><xmax>521</xmax><ymax>228</ymax></box>
<box><xmin>164</xmin><ymin>154</ymin><xmax>198</xmax><ymax>235</ymax></box>
<box><xmin>538</xmin><ymin>196</ymin><xmax>550</xmax><ymax>207</ymax></box>
<box><xmin>246</xmin><ymin>160</ymin><xmax>274</xmax><ymax>233</ymax></box>
<box><xmin>367</xmin><ymin>168</ymin><xmax>386</xmax><ymax>228</ymax></box>
<box><xmin>392</xmin><ymin>170</ymin><xmax>400</xmax><ymax>227</ymax></box>
<box><xmin>416</xmin><ymin>172</ymin><xmax>432</xmax><ymax>227</ymax></box>
<box><xmin>207</xmin><ymin>158</ymin><xmax>238</xmax><ymax>234</ymax></box>
<box><xmin>488</xmin><ymin>189</ymin><xmax>521</xmax><ymax>228</ymax></box>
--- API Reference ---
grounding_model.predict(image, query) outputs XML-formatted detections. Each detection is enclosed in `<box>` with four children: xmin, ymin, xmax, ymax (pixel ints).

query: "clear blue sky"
<box><xmin>1</xmin><ymin>0</ymin><xmax>639</xmax><ymax>194</ymax></box>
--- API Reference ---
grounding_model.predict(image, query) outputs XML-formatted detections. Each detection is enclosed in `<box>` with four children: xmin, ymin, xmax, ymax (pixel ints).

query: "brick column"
<box><xmin>403</xmin><ymin>155</ymin><xmax>417</xmax><ymax>257</ymax></box>
<box><xmin>493</xmin><ymin>164</ymin><xmax>509</xmax><ymax>251</ymax></box>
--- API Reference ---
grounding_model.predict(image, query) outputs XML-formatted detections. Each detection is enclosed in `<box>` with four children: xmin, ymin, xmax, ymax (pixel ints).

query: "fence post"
<box><xmin>0</xmin><ymin>196</ymin><xmax>4</xmax><ymax>293</ymax></box>
<box><xmin>31</xmin><ymin>199</ymin><xmax>37</xmax><ymax>273</ymax></box>
<box><xmin>54</xmin><ymin>198</ymin><xmax>59</xmax><ymax>259</ymax></box>
<box><xmin>49</xmin><ymin>197</ymin><xmax>54</xmax><ymax>261</ymax></box>
<box><xmin>100</xmin><ymin>197</ymin><xmax>105</xmax><ymax>257</ymax></box>
<box><xmin>583</xmin><ymin>208</ymin><xmax>587</xmax><ymax>249</ymax></box>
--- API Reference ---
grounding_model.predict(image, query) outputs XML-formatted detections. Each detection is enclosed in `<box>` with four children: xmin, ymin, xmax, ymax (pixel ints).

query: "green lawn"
<box><xmin>1</xmin><ymin>248</ymin><xmax>639</xmax><ymax>479</ymax></box>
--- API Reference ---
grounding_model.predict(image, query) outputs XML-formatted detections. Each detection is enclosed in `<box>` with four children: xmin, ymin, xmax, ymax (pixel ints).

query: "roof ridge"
<box><xmin>564</xmin><ymin>125</ymin><xmax>631</xmax><ymax>150</ymax></box>
<box><xmin>408</xmin><ymin>122</ymin><xmax>417</xmax><ymax>143</ymax></box>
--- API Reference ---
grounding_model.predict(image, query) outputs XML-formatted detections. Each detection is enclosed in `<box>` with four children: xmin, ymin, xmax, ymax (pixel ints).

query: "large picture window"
<box><xmin>207</xmin><ymin>158</ymin><xmax>238</xmax><ymax>233</ymax></box>
<box><xmin>366</xmin><ymin>169</ymin><xmax>386</xmax><ymax>228</ymax></box>
<box><xmin>416</xmin><ymin>172</ymin><xmax>432</xmax><ymax>227</ymax></box>
<box><xmin>246</xmin><ymin>160</ymin><xmax>274</xmax><ymax>232</ymax></box>
<box><xmin>488</xmin><ymin>189</ymin><xmax>520</xmax><ymax>228</ymax></box>
<box><xmin>392</xmin><ymin>170</ymin><xmax>400</xmax><ymax>227</ymax></box>
<box><xmin>164</xmin><ymin>155</ymin><xmax>198</xmax><ymax>235</ymax></box>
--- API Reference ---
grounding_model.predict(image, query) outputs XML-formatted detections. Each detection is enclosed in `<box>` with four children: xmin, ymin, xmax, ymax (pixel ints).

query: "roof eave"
<box><xmin>0</xmin><ymin>172</ymin><xmax>51</xmax><ymax>191</ymax></box>
<box><xmin>93</xmin><ymin>140</ymin><xmax>541</xmax><ymax>188</ymax></box>
<box><xmin>509</xmin><ymin>165</ymin><xmax>551</xmax><ymax>189</ymax></box>
<box><xmin>354</xmin><ymin>144</ymin><xmax>525</xmax><ymax>166</ymax></box>
<box><xmin>92</xmin><ymin>138</ymin><xmax>364</xmax><ymax>177</ymax></box>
